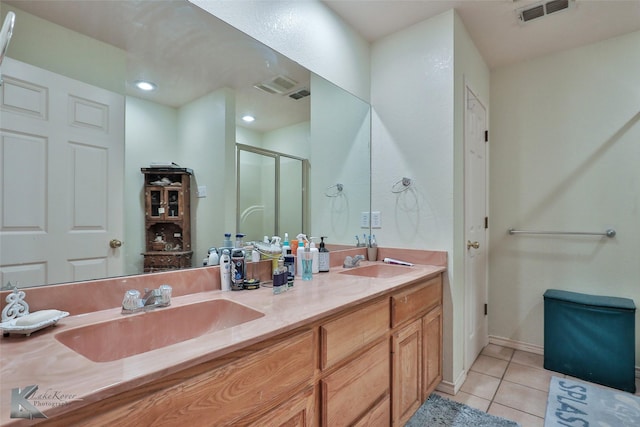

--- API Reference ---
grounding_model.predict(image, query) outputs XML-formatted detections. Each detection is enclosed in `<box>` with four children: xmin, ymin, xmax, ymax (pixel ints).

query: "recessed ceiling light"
<box><xmin>242</xmin><ymin>115</ymin><xmax>255</xmax><ymax>123</ymax></box>
<box><xmin>134</xmin><ymin>80</ymin><xmax>157</xmax><ymax>91</ymax></box>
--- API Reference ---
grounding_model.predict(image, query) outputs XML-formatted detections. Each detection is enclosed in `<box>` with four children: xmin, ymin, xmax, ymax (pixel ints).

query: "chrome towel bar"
<box><xmin>508</xmin><ymin>228</ymin><xmax>616</xmax><ymax>238</ymax></box>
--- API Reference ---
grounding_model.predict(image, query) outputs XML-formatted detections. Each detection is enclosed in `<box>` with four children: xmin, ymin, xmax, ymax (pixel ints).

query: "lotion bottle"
<box><xmin>309</xmin><ymin>237</ymin><xmax>319</xmax><ymax>274</ymax></box>
<box><xmin>207</xmin><ymin>247</ymin><xmax>219</xmax><ymax>266</ymax></box>
<box><xmin>219</xmin><ymin>249</ymin><xmax>231</xmax><ymax>291</ymax></box>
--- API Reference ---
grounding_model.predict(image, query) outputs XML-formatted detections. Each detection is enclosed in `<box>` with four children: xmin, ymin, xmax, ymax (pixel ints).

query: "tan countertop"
<box><xmin>0</xmin><ymin>260</ymin><xmax>445</xmax><ymax>425</ymax></box>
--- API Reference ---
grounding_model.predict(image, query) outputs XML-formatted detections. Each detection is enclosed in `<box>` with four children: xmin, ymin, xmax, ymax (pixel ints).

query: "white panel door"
<box><xmin>0</xmin><ymin>58</ymin><xmax>124</xmax><ymax>287</ymax></box>
<box><xmin>464</xmin><ymin>86</ymin><xmax>488</xmax><ymax>369</ymax></box>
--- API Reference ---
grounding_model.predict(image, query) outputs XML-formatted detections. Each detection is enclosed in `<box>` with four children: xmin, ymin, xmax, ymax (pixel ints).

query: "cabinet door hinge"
<box><xmin>484</xmin><ymin>303</ymin><xmax>488</xmax><ymax>316</ymax></box>
<box><xmin>484</xmin><ymin>216</ymin><xmax>488</xmax><ymax>229</ymax></box>
<box><xmin>484</xmin><ymin>130</ymin><xmax>489</xmax><ymax>142</ymax></box>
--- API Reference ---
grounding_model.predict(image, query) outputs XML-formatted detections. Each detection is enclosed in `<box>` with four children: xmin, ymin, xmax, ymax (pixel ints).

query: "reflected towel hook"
<box><xmin>324</xmin><ymin>183</ymin><xmax>344</xmax><ymax>197</ymax></box>
<box><xmin>391</xmin><ymin>177</ymin><xmax>412</xmax><ymax>193</ymax></box>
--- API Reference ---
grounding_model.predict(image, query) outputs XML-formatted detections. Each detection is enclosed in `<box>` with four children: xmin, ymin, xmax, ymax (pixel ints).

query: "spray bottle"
<box><xmin>219</xmin><ymin>249</ymin><xmax>231</xmax><ymax>291</ymax></box>
<box><xmin>296</xmin><ymin>234</ymin><xmax>308</xmax><ymax>277</ymax></box>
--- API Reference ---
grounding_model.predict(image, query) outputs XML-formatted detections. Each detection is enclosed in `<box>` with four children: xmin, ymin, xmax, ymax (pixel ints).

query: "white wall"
<box><xmin>310</xmin><ymin>73</ymin><xmax>371</xmax><ymax>244</ymax></box>
<box><xmin>489</xmin><ymin>30</ymin><xmax>640</xmax><ymax>363</ymax></box>
<box><xmin>124</xmin><ymin>97</ymin><xmax>179</xmax><ymax>274</ymax></box>
<box><xmin>178</xmin><ymin>88</ymin><xmax>236</xmax><ymax>263</ymax></box>
<box><xmin>371</xmin><ymin>10</ymin><xmax>489</xmax><ymax>389</ymax></box>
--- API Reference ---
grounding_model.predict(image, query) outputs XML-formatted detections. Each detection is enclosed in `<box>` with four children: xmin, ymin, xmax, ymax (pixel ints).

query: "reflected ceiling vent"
<box><xmin>289</xmin><ymin>88</ymin><xmax>310</xmax><ymax>100</ymax></box>
<box><xmin>517</xmin><ymin>0</ymin><xmax>572</xmax><ymax>23</ymax></box>
<box><xmin>253</xmin><ymin>75</ymin><xmax>298</xmax><ymax>95</ymax></box>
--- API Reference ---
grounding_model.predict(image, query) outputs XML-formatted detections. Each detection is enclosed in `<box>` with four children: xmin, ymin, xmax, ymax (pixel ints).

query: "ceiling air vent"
<box><xmin>253</xmin><ymin>75</ymin><xmax>298</xmax><ymax>95</ymax></box>
<box><xmin>289</xmin><ymin>88</ymin><xmax>310</xmax><ymax>100</ymax></box>
<box><xmin>518</xmin><ymin>0</ymin><xmax>571</xmax><ymax>23</ymax></box>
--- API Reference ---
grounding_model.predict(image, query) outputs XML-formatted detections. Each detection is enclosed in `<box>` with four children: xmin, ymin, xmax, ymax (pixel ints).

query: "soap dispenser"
<box><xmin>309</xmin><ymin>237</ymin><xmax>319</xmax><ymax>274</ymax></box>
<box><xmin>318</xmin><ymin>236</ymin><xmax>330</xmax><ymax>272</ymax></box>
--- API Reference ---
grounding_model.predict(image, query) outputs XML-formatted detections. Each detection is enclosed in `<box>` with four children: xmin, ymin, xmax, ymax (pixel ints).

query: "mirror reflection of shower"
<box><xmin>236</xmin><ymin>144</ymin><xmax>308</xmax><ymax>243</ymax></box>
<box><xmin>0</xmin><ymin>11</ymin><xmax>16</xmax><ymax>85</ymax></box>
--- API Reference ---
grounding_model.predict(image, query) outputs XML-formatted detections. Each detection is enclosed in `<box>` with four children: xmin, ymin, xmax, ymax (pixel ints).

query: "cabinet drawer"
<box><xmin>321</xmin><ymin>339</ymin><xmax>390</xmax><ymax>427</ymax></box>
<box><xmin>85</xmin><ymin>330</ymin><xmax>315</xmax><ymax>426</ymax></box>
<box><xmin>391</xmin><ymin>275</ymin><xmax>442</xmax><ymax>328</ymax></box>
<box><xmin>320</xmin><ymin>298</ymin><xmax>389</xmax><ymax>370</ymax></box>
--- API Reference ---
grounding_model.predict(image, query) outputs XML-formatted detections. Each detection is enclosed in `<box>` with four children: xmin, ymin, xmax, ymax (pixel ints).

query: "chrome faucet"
<box><xmin>122</xmin><ymin>285</ymin><xmax>172</xmax><ymax>314</ymax></box>
<box><xmin>343</xmin><ymin>254</ymin><xmax>365</xmax><ymax>268</ymax></box>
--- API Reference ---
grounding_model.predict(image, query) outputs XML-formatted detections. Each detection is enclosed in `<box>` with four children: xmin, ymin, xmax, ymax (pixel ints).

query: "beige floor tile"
<box><xmin>504</xmin><ymin>362</ymin><xmax>554</xmax><ymax>392</ymax></box>
<box><xmin>493</xmin><ymin>380</ymin><xmax>549</xmax><ymax>418</ymax></box>
<box><xmin>488</xmin><ymin>402</ymin><xmax>545</xmax><ymax>427</ymax></box>
<box><xmin>481</xmin><ymin>343</ymin><xmax>514</xmax><ymax>361</ymax></box>
<box><xmin>511</xmin><ymin>350</ymin><xmax>544</xmax><ymax>370</ymax></box>
<box><xmin>435</xmin><ymin>390</ymin><xmax>490</xmax><ymax>412</ymax></box>
<box><xmin>460</xmin><ymin>371</ymin><xmax>501</xmax><ymax>400</ymax></box>
<box><xmin>470</xmin><ymin>354</ymin><xmax>509</xmax><ymax>378</ymax></box>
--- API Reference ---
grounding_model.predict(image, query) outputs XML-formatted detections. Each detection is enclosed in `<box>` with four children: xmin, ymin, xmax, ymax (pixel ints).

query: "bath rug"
<box><xmin>405</xmin><ymin>393</ymin><xmax>521</xmax><ymax>427</ymax></box>
<box><xmin>545</xmin><ymin>376</ymin><xmax>640</xmax><ymax>427</ymax></box>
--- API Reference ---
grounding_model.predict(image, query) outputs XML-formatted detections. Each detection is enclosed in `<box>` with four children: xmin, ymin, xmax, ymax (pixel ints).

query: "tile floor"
<box><xmin>436</xmin><ymin>343</ymin><xmax>640</xmax><ymax>427</ymax></box>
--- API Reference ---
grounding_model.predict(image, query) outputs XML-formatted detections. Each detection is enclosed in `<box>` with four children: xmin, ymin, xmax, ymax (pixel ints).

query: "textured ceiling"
<box><xmin>323</xmin><ymin>0</ymin><xmax>640</xmax><ymax>69</ymax></box>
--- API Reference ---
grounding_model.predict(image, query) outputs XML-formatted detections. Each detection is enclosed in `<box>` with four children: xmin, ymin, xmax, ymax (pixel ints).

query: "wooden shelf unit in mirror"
<box><xmin>141</xmin><ymin>168</ymin><xmax>193</xmax><ymax>273</ymax></box>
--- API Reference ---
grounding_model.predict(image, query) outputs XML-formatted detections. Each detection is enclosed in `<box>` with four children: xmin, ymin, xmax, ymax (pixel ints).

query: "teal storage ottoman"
<box><xmin>543</xmin><ymin>289</ymin><xmax>636</xmax><ymax>392</ymax></box>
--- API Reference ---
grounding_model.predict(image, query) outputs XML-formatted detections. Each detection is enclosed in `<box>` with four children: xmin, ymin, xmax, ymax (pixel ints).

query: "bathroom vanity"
<box><xmin>0</xmin><ymin>251</ymin><xmax>445</xmax><ymax>426</ymax></box>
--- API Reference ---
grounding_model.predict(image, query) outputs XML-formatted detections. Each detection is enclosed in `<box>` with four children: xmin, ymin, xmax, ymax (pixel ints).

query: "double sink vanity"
<box><xmin>0</xmin><ymin>249</ymin><xmax>446</xmax><ymax>426</ymax></box>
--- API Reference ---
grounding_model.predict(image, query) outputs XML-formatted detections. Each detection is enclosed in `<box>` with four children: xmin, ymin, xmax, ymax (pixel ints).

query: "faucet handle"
<box><xmin>123</xmin><ymin>290</ymin><xmax>141</xmax><ymax>310</ymax></box>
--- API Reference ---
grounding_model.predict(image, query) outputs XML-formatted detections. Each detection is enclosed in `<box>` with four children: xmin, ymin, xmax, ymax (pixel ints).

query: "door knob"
<box><xmin>467</xmin><ymin>240</ymin><xmax>480</xmax><ymax>250</ymax></box>
<box><xmin>110</xmin><ymin>239</ymin><xmax>123</xmax><ymax>249</ymax></box>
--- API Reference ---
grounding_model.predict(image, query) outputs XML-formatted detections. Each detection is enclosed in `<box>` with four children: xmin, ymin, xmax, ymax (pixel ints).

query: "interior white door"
<box><xmin>464</xmin><ymin>86</ymin><xmax>488</xmax><ymax>369</ymax></box>
<box><xmin>0</xmin><ymin>58</ymin><xmax>124</xmax><ymax>287</ymax></box>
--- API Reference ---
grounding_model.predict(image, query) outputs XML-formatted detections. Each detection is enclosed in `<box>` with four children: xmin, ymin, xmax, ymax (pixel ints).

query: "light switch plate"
<box><xmin>197</xmin><ymin>185</ymin><xmax>207</xmax><ymax>198</ymax></box>
<box><xmin>360</xmin><ymin>211</ymin><xmax>370</xmax><ymax>228</ymax></box>
<box><xmin>371</xmin><ymin>211</ymin><xmax>381</xmax><ymax>228</ymax></box>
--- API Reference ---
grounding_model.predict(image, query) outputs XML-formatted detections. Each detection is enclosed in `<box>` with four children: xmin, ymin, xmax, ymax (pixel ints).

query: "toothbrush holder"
<box><xmin>367</xmin><ymin>246</ymin><xmax>378</xmax><ymax>262</ymax></box>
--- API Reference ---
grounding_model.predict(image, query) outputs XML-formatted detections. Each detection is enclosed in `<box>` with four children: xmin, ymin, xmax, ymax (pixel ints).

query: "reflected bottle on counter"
<box><xmin>273</xmin><ymin>258</ymin><xmax>288</xmax><ymax>295</ymax></box>
<box><xmin>231</xmin><ymin>249</ymin><xmax>245</xmax><ymax>291</ymax></box>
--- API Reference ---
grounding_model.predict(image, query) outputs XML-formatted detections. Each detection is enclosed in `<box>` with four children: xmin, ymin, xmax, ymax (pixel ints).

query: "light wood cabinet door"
<box><xmin>321</xmin><ymin>339</ymin><xmax>390</xmax><ymax>427</ymax></box>
<box><xmin>391</xmin><ymin>318</ymin><xmax>422</xmax><ymax>427</ymax></box>
<box><xmin>422</xmin><ymin>305</ymin><xmax>443</xmax><ymax>399</ymax></box>
<box><xmin>247</xmin><ymin>386</ymin><xmax>316</xmax><ymax>427</ymax></box>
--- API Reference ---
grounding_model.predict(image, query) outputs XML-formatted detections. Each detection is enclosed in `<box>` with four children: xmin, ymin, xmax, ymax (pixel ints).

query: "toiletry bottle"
<box><xmin>282</xmin><ymin>233</ymin><xmax>290</xmax><ymax>254</ymax></box>
<box><xmin>296</xmin><ymin>234</ymin><xmax>307</xmax><ymax>276</ymax></box>
<box><xmin>318</xmin><ymin>236</ymin><xmax>330</xmax><ymax>272</ymax></box>
<box><xmin>284</xmin><ymin>249</ymin><xmax>295</xmax><ymax>288</ymax></box>
<box><xmin>235</xmin><ymin>233</ymin><xmax>245</xmax><ymax>249</ymax></box>
<box><xmin>309</xmin><ymin>237</ymin><xmax>319</xmax><ymax>274</ymax></box>
<box><xmin>231</xmin><ymin>249</ymin><xmax>245</xmax><ymax>291</ymax></box>
<box><xmin>273</xmin><ymin>258</ymin><xmax>287</xmax><ymax>294</ymax></box>
<box><xmin>207</xmin><ymin>247</ymin><xmax>219</xmax><ymax>266</ymax></box>
<box><xmin>301</xmin><ymin>242</ymin><xmax>313</xmax><ymax>281</ymax></box>
<box><xmin>223</xmin><ymin>233</ymin><xmax>232</xmax><ymax>248</ymax></box>
<box><xmin>219</xmin><ymin>249</ymin><xmax>231</xmax><ymax>292</ymax></box>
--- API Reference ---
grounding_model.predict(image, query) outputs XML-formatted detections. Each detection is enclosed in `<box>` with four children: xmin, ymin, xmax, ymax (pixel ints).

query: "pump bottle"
<box><xmin>318</xmin><ymin>236</ymin><xmax>330</xmax><ymax>272</ymax></box>
<box><xmin>296</xmin><ymin>234</ymin><xmax>307</xmax><ymax>277</ymax></box>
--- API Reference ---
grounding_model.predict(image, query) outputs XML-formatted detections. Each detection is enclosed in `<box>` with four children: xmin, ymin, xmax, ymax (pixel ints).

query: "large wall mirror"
<box><xmin>0</xmin><ymin>0</ymin><xmax>370</xmax><ymax>288</ymax></box>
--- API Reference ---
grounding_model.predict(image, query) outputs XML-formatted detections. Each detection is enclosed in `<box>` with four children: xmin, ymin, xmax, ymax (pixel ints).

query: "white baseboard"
<box><xmin>489</xmin><ymin>335</ymin><xmax>639</xmax><ymax>379</ymax></box>
<box><xmin>436</xmin><ymin>369</ymin><xmax>467</xmax><ymax>395</ymax></box>
<box><xmin>488</xmin><ymin>335</ymin><xmax>544</xmax><ymax>355</ymax></box>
